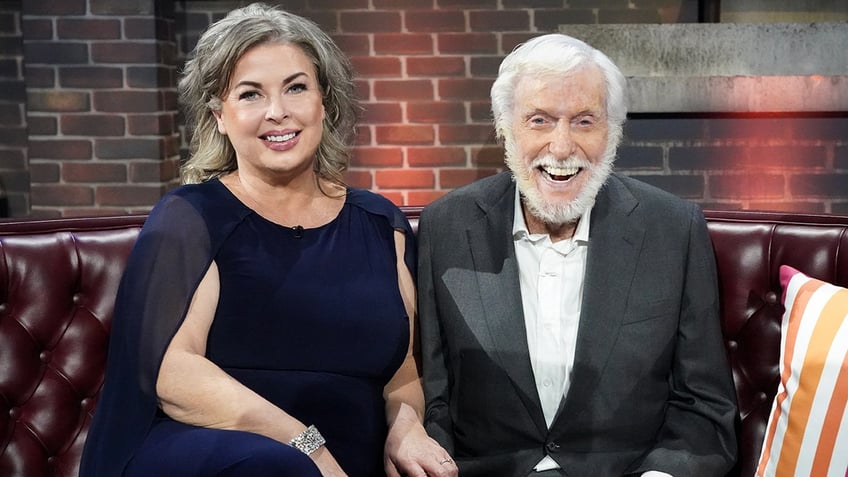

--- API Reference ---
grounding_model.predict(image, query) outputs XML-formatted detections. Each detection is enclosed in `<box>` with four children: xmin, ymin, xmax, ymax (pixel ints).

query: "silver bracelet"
<box><xmin>289</xmin><ymin>425</ymin><xmax>326</xmax><ymax>455</ymax></box>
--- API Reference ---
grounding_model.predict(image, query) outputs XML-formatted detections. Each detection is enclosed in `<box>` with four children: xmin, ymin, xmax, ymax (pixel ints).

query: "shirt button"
<box><xmin>543</xmin><ymin>379</ymin><xmax>552</xmax><ymax>387</ymax></box>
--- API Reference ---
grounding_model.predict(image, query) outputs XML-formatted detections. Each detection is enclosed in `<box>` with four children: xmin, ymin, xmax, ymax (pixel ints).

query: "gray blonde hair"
<box><xmin>490</xmin><ymin>33</ymin><xmax>627</xmax><ymax>154</ymax></box>
<box><xmin>179</xmin><ymin>2</ymin><xmax>358</xmax><ymax>186</ymax></box>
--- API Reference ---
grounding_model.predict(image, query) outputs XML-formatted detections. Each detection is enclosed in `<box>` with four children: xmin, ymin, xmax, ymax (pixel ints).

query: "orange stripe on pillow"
<box><xmin>809</xmin><ymin>289</ymin><xmax>848</xmax><ymax>476</ymax></box>
<box><xmin>810</xmin><ymin>348</ymin><xmax>848</xmax><ymax>476</ymax></box>
<box><xmin>757</xmin><ymin>276</ymin><xmax>820</xmax><ymax>477</ymax></box>
<box><xmin>775</xmin><ymin>288</ymin><xmax>848</xmax><ymax>475</ymax></box>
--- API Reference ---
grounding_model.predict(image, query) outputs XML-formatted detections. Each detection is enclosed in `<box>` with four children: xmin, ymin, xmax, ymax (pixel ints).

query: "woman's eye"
<box><xmin>288</xmin><ymin>83</ymin><xmax>307</xmax><ymax>94</ymax></box>
<box><xmin>238</xmin><ymin>90</ymin><xmax>261</xmax><ymax>101</ymax></box>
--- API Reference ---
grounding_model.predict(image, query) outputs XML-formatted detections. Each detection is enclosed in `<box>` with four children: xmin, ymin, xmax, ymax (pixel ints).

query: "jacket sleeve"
<box><xmin>417</xmin><ymin>206</ymin><xmax>456</xmax><ymax>454</ymax></box>
<box><xmin>630</xmin><ymin>205</ymin><xmax>739</xmax><ymax>476</ymax></box>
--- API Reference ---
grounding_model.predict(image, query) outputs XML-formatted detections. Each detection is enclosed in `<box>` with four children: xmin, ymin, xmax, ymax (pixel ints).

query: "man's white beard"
<box><xmin>505</xmin><ymin>137</ymin><xmax>615</xmax><ymax>226</ymax></box>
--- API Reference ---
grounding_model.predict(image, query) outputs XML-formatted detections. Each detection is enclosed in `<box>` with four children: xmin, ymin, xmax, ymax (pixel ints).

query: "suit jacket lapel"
<box><xmin>466</xmin><ymin>176</ymin><xmax>548</xmax><ymax>435</ymax></box>
<box><xmin>555</xmin><ymin>175</ymin><xmax>645</xmax><ymax>425</ymax></box>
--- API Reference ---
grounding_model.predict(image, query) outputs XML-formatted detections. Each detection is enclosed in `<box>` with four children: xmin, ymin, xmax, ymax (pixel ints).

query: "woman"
<box><xmin>79</xmin><ymin>4</ymin><xmax>456</xmax><ymax>477</ymax></box>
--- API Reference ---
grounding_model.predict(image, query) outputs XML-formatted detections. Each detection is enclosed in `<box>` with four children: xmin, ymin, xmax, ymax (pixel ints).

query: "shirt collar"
<box><xmin>512</xmin><ymin>186</ymin><xmax>592</xmax><ymax>244</ymax></box>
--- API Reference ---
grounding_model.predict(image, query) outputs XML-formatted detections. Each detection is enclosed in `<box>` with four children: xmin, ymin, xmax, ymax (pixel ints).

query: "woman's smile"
<box><xmin>261</xmin><ymin>129</ymin><xmax>300</xmax><ymax>151</ymax></box>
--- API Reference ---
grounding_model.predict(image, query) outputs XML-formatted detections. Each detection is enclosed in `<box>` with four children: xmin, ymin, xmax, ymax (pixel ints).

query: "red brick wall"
<box><xmin>22</xmin><ymin>0</ymin><xmax>180</xmax><ymax>218</ymax></box>
<box><xmin>4</xmin><ymin>0</ymin><xmax>846</xmax><ymax>216</ymax></box>
<box><xmin>620</xmin><ymin>115</ymin><xmax>848</xmax><ymax>214</ymax></box>
<box><xmin>0</xmin><ymin>0</ymin><xmax>27</xmax><ymax>216</ymax></box>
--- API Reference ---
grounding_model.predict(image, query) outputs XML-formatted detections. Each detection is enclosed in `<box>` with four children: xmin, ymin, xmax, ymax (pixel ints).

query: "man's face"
<box><xmin>505</xmin><ymin>64</ymin><xmax>614</xmax><ymax>225</ymax></box>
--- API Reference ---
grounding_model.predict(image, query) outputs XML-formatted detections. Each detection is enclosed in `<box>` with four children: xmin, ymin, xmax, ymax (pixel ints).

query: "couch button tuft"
<box><xmin>765</xmin><ymin>292</ymin><xmax>777</xmax><ymax>305</ymax></box>
<box><xmin>9</xmin><ymin>407</ymin><xmax>20</xmax><ymax>419</ymax></box>
<box><xmin>727</xmin><ymin>340</ymin><xmax>738</xmax><ymax>351</ymax></box>
<box><xmin>40</xmin><ymin>350</ymin><xmax>51</xmax><ymax>362</ymax></box>
<box><xmin>758</xmin><ymin>392</ymin><xmax>768</xmax><ymax>402</ymax></box>
<box><xmin>0</xmin><ymin>303</ymin><xmax>5</xmax><ymax>312</ymax></box>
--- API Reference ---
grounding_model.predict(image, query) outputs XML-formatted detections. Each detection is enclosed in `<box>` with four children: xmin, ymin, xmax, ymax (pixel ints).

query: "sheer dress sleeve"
<box><xmin>80</xmin><ymin>186</ymin><xmax>245</xmax><ymax>476</ymax></box>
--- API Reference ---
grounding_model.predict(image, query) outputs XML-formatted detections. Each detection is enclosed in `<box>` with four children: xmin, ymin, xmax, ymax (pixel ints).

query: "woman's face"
<box><xmin>214</xmin><ymin>42</ymin><xmax>325</xmax><ymax>183</ymax></box>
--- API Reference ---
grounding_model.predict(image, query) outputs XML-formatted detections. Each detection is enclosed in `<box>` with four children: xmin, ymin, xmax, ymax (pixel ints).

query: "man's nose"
<box><xmin>548</xmin><ymin>121</ymin><xmax>575</xmax><ymax>158</ymax></box>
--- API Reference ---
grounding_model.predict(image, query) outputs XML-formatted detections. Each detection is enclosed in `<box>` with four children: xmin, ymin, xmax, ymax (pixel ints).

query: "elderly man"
<box><xmin>417</xmin><ymin>33</ymin><xmax>738</xmax><ymax>477</ymax></box>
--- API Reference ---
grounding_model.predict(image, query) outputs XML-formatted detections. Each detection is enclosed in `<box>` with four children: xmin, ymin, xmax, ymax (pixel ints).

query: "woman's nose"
<box><xmin>265</xmin><ymin>96</ymin><xmax>288</xmax><ymax>122</ymax></box>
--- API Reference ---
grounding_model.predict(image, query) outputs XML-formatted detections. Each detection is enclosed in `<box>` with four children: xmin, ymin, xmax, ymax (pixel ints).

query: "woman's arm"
<box><xmin>383</xmin><ymin>231</ymin><xmax>457</xmax><ymax>477</ymax></box>
<box><xmin>156</xmin><ymin>261</ymin><xmax>347</xmax><ymax>476</ymax></box>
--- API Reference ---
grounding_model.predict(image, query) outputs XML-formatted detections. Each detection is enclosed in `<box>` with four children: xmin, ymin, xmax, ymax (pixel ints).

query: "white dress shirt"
<box><xmin>513</xmin><ymin>190</ymin><xmax>589</xmax><ymax>472</ymax></box>
<box><xmin>512</xmin><ymin>190</ymin><xmax>672</xmax><ymax>477</ymax></box>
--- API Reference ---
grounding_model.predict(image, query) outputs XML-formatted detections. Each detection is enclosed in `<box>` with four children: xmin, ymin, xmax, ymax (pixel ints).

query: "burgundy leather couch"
<box><xmin>1</xmin><ymin>209</ymin><xmax>847</xmax><ymax>477</ymax></box>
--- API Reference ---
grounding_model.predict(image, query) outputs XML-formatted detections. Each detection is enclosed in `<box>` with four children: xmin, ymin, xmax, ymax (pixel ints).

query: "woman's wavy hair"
<box><xmin>179</xmin><ymin>2</ymin><xmax>358</xmax><ymax>186</ymax></box>
<box><xmin>490</xmin><ymin>33</ymin><xmax>627</xmax><ymax>156</ymax></box>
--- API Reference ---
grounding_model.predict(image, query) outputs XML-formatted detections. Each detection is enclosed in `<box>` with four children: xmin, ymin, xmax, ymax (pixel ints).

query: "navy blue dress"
<box><xmin>79</xmin><ymin>180</ymin><xmax>415</xmax><ymax>477</ymax></box>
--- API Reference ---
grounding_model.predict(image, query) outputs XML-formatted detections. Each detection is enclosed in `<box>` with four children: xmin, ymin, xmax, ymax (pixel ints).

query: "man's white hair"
<box><xmin>490</xmin><ymin>33</ymin><xmax>627</xmax><ymax>154</ymax></box>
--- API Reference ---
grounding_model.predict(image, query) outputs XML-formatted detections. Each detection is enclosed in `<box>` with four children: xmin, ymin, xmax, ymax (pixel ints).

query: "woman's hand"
<box><xmin>384</xmin><ymin>231</ymin><xmax>455</xmax><ymax>476</ymax></box>
<box><xmin>310</xmin><ymin>446</ymin><xmax>349</xmax><ymax>477</ymax></box>
<box><xmin>384</xmin><ymin>411</ymin><xmax>457</xmax><ymax>477</ymax></box>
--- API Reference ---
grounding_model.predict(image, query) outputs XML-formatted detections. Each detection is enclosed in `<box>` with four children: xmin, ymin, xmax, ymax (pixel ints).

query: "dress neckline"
<box><xmin>212</xmin><ymin>178</ymin><xmax>350</xmax><ymax>233</ymax></box>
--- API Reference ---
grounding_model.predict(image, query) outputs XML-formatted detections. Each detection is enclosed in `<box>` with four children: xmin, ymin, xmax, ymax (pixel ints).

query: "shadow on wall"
<box><xmin>0</xmin><ymin>178</ymin><xmax>8</xmax><ymax>218</ymax></box>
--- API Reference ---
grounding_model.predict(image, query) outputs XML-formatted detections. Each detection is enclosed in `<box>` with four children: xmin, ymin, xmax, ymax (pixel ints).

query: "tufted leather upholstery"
<box><xmin>706</xmin><ymin>210</ymin><xmax>848</xmax><ymax>477</ymax></box>
<box><xmin>0</xmin><ymin>216</ymin><xmax>145</xmax><ymax>477</ymax></box>
<box><xmin>0</xmin><ymin>209</ymin><xmax>846</xmax><ymax>477</ymax></box>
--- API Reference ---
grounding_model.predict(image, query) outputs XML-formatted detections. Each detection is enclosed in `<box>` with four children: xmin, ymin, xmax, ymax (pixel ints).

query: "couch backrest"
<box><xmin>0</xmin><ymin>209</ymin><xmax>847</xmax><ymax>477</ymax></box>
<box><xmin>703</xmin><ymin>210</ymin><xmax>848</xmax><ymax>477</ymax></box>
<box><xmin>0</xmin><ymin>215</ymin><xmax>145</xmax><ymax>477</ymax></box>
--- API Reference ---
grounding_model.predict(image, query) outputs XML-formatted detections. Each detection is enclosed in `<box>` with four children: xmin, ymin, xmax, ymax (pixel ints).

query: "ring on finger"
<box><xmin>439</xmin><ymin>458</ymin><xmax>453</xmax><ymax>465</ymax></box>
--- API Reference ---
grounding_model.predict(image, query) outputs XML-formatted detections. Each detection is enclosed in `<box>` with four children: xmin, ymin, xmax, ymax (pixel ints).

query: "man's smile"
<box><xmin>539</xmin><ymin>164</ymin><xmax>580</xmax><ymax>182</ymax></box>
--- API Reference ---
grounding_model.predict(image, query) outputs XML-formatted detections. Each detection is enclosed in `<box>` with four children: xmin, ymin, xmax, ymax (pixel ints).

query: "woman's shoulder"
<box><xmin>162</xmin><ymin>179</ymin><xmax>227</xmax><ymax>205</ymax></box>
<box><xmin>153</xmin><ymin>180</ymin><xmax>243</xmax><ymax>216</ymax></box>
<box><xmin>144</xmin><ymin>180</ymin><xmax>250</xmax><ymax>238</ymax></box>
<box><xmin>346</xmin><ymin>188</ymin><xmax>411</xmax><ymax>231</ymax></box>
<box><xmin>346</xmin><ymin>187</ymin><xmax>396</xmax><ymax>210</ymax></box>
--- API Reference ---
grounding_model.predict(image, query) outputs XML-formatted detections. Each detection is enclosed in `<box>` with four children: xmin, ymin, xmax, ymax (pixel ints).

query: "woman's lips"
<box><xmin>261</xmin><ymin>131</ymin><xmax>299</xmax><ymax>150</ymax></box>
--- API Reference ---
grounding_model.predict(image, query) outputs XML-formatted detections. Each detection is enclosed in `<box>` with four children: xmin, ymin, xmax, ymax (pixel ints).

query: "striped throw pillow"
<box><xmin>756</xmin><ymin>265</ymin><xmax>848</xmax><ymax>477</ymax></box>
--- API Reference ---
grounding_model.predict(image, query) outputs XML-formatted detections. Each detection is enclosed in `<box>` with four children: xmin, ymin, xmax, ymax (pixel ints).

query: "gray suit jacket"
<box><xmin>418</xmin><ymin>172</ymin><xmax>738</xmax><ymax>477</ymax></box>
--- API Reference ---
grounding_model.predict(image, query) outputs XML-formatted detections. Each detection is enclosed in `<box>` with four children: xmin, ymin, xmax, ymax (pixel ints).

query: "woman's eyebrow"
<box><xmin>232</xmin><ymin>72</ymin><xmax>308</xmax><ymax>90</ymax></box>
